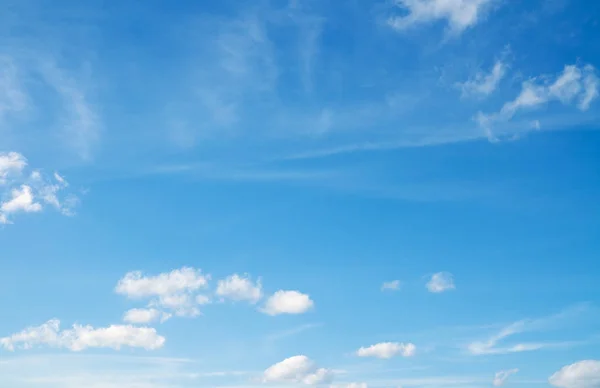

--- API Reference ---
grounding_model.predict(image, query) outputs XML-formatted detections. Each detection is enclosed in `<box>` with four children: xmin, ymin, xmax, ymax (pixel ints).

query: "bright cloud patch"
<box><xmin>261</xmin><ymin>290</ymin><xmax>314</xmax><ymax>316</ymax></box>
<box><xmin>426</xmin><ymin>272</ymin><xmax>455</xmax><ymax>293</ymax></box>
<box><xmin>0</xmin><ymin>319</ymin><xmax>165</xmax><ymax>352</ymax></box>
<box><xmin>458</xmin><ymin>60</ymin><xmax>507</xmax><ymax>98</ymax></box>
<box><xmin>0</xmin><ymin>152</ymin><xmax>78</xmax><ymax>224</ymax></box>
<box><xmin>263</xmin><ymin>355</ymin><xmax>333</xmax><ymax>385</ymax></box>
<box><xmin>493</xmin><ymin>368</ymin><xmax>519</xmax><ymax>386</ymax></box>
<box><xmin>115</xmin><ymin>267</ymin><xmax>210</xmax><ymax>317</ymax></box>
<box><xmin>381</xmin><ymin>280</ymin><xmax>401</xmax><ymax>291</ymax></box>
<box><xmin>356</xmin><ymin>342</ymin><xmax>416</xmax><ymax>359</ymax></box>
<box><xmin>389</xmin><ymin>0</ymin><xmax>493</xmax><ymax>34</ymax></box>
<box><xmin>216</xmin><ymin>273</ymin><xmax>263</xmax><ymax>303</ymax></box>
<box><xmin>549</xmin><ymin>360</ymin><xmax>600</xmax><ymax>388</ymax></box>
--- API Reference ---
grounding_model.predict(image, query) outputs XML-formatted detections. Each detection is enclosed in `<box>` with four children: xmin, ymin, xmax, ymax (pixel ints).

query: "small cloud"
<box><xmin>549</xmin><ymin>360</ymin><xmax>600</xmax><ymax>388</ymax></box>
<box><xmin>262</xmin><ymin>355</ymin><xmax>333</xmax><ymax>385</ymax></box>
<box><xmin>388</xmin><ymin>0</ymin><xmax>495</xmax><ymax>35</ymax></box>
<box><xmin>493</xmin><ymin>369</ymin><xmax>519</xmax><ymax>386</ymax></box>
<box><xmin>426</xmin><ymin>272</ymin><xmax>455</xmax><ymax>293</ymax></box>
<box><xmin>381</xmin><ymin>280</ymin><xmax>401</xmax><ymax>291</ymax></box>
<box><xmin>356</xmin><ymin>342</ymin><xmax>416</xmax><ymax>359</ymax></box>
<box><xmin>457</xmin><ymin>60</ymin><xmax>507</xmax><ymax>98</ymax></box>
<box><xmin>216</xmin><ymin>273</ymin><xmax>263</xmax><ymax>304</ymax></box>
<box><xmin>261</xmin><ymin>290</ymin><xmax>314</xmax><ymax>316</ymax></box>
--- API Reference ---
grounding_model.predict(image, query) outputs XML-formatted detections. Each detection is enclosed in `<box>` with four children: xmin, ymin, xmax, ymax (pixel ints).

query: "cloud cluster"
<box><xmin>0</xmin><ymin>152</ymin><xmax>78</xmax><ymax>224</ymax></box>
<box><xmin>356</xmin><ymin>342</ymin><xmax>416</xmax><ymax>359</ymax></box>
<box><xmin>116</xmin><ymin>267</ymin><xmax>211</xmax><ymax>319</ymax></box>
<box><xmin>261</xmin><ymin>290</ymin><xmax>315</xmax><ymax>316</ymax></box>
<box><xmin>263</xmin><ymin>355</ymin><xmax>333</xmax><ymax>385</ymax></box>
<box><xmin>216</xmin><ymin>273</ymin><xmax>263</xmax><ymax>304</ymax></box>
<box><xmin>0</xmin><ymin>319</ymin><xmax>165</xmax><ymax>352</ymax></box>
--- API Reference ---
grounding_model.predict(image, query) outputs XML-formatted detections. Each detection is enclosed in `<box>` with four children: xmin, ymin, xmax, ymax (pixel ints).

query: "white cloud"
<box><xmin>0</xmin><ymin>319</ymin><xmax>165</xmax><ymax>352</ymax></box>
<box><xmin>458</xmin><ymin>60</ymin><xmax>507</xmax><ymax>98</ymax></box>
<box><xmin>549</xmin><ymin>360</ymin><xmax>600</xmax><ymax>388</ymax></box>
<box><xmin>116</xmin><ymin>267</ymin><xmax>209</xmax><ymax>298</ymax></box>
<box><xmin>1</xmin><ymin>185</ymin><xmax>42</xmax><ymax>214</ymax></box>
<box><xmin>0</xmin><ymin>152</ymin><xmax>78</xmax><ymax>224</ymax></box>
<box><xmin>426</xmin><ymin>272</ymin><xmax>455</xmax><ymax>293</ymax></box>
<box><xmin>263</xmin><ymin>355</ymin><xmax>333</xmax><ymax>385</ymax></box>
<box><xmin>123</xmin><ymin>308</ymin><xmax>170</xmax><ymax>324</ymax></box>
<box><xmin>116</xmin><ymin>267</ymin><xmax>210</xmax><ymax>317</ymax></box>
<box><xmin>356</xmin><ymin>342</ymin><xmax>416</xmax><ymax>359</ymax></box>
<box><xmin>467</xmin><ymin>304</ymin><xmax>590</xmax><ymax>355</ymax></box>
<box><xmin>493</xmin><ymin>369</ymin><xmax>519</xmax><ymax>386</ymax></box>
<box><xmin>388</xmin><ymin>0</ymin><xmax>494</xmax><ymax>35</ymax></box>
<box><xmin>0</xmin><ymin>151</ymin><xmax>27</xmax><ymax>184</ymax></box>
<box><xmin>261</xmin><ymin>290</ymin><xmax>314</xmax><ymax>316</ymax></box>
<box><xmin>477</xmin><ymin>64</ymin><xmax>599</xmax><ymax>138</ymax></box>
<box><xmin>381</xmin><ymin>280</ymin><xmax>401</xmax><ymax>291</ymax></box>
<box><xmin>216</xmin><ymin>274</ymin><xmax>263</xmax><ymax>303</ymax></box>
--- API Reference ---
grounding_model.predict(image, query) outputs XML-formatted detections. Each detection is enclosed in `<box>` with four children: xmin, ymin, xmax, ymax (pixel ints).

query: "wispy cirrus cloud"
<box><xmin>466</xmin><ymin>303</ymin><xmax>594</xmax><ymax>355</ymax></box>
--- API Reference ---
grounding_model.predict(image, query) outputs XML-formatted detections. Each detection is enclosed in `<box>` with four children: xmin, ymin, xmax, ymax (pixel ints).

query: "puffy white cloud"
<box><xmin>0</xmin><ymin>319</ymin><xmax>165</xmax><ymax>352</ymax></box>
<box><xmin>261</xmin><ymin>290</ymin><xmax>314</xmax><ymax>316</ymax></box>
<box><xmin>381</xmin><ymin>280</ymin><xmax>401</xmax><ymax>291</ymax></box>
<box><xmin>263</xmin><ymin>355</ymin><xmax>333</xmax><ymax>385</ymax></box>
<box><xmin>216</xmin><ymin>274</ymin><xmax>263</xmax><ymax>303</ymax></box>
<box><xmin>389</xmin><ymin>0</ymin><xmax>493</xmax><ymax>35</ymax></box>
<box><xmin>1</xmin><ymin>185</ymin><xmax>42</xmax><ymax>214</ymax></box>
<box><xmin>116</xmin><ymin>267</ymin><xmax>209</xmax><ymax>298</ymax></box>
<box><xmin>458</xmin><ymin>60</ymin><xmax>507</xmax><ymax>98</ymax></box>
<box><xmin>549</xmin><ymin>360</ymin><xmax>600</xmax><ymax>388</ymax></box>
<box><xmin>123</xmin><ymin>308</ymin><xmax>170</xmax><ymax>324</ymax></box>
<box><xmin>493</xmin><ymin>369</ymin><xmax>519</xmax><ymax>386</ymax></box>
<box><xmin>426</xmin><ymin>272</ymin><xmax>455</xmax><ymax>293</ymax></box>
<box><xmin>116</xmin><ymin>267</ymin><xmax>210</xmax><ymax>317</ymax></box>
<box><xmin>356</xmin><ymin>342</ymin><xmax>416</xmax><ymax>359</ymax></box>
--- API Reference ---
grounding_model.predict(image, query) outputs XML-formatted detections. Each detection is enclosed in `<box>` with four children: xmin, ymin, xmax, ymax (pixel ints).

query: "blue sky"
<box><xmin>1</xmin><ymin>0</ymin><xmax>600</xmax><ymax>387</ymax></box>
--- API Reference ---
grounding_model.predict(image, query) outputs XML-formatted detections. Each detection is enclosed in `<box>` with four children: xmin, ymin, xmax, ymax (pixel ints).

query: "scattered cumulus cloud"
<box><xmin>216</xmin><ymin>273</ymin><xmax>263</xmax><ymax>304</ymax></box>
<box><xmin>549</xmin><ymin>360</ymin><xmax>600</xmax><ymax>388</ymax></box>
<box><xmin>0</xmin><ymin>319</ymin><xmax>165</xmax><ymax>352</ymax></box>
<box><xmin>493</xmin><ymin>369</ymin><xmax>519</xmax><ymax>386</ymax></box>
<box><xmin>0</xmin><ymin>152</ymin><xmax>78</xmax><ymax>224</ymax></box>
<box><xmin>115</xmin><ymin>267</ymin><xmax>210</xmax><ymax>317</ymax></box>
<box><xmin>263</xmin><ymin>355</ymin><xmax>333</xmax><ymax>385</ymax></box>
<box><xmin>261</xmin><ymin>290</ymin><xmax>314</xmax><ymax>316</ymax></box>
<box><xmin>381</xmin><ymin>280</ymin><xmax>401</xmax><ymax>291</ymax></box>
<box><xmin>356</xmin><ymin>342</ymin><xmax>416</xmax><ymax>359</ymax></box>
<box><xmin>388</xmin><ymin>0</ymin><xmax>494</xmax><ymax>35</ymax></box>
<box><xmin>426</xmin><ymin>272</ymin><xmax>455</xmax><ymax>293</ymax></box>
